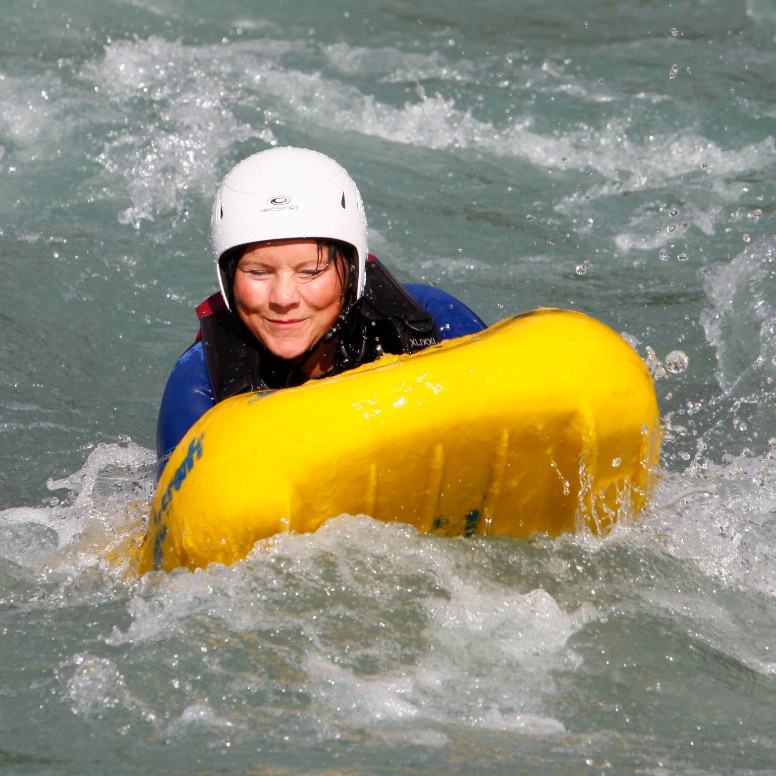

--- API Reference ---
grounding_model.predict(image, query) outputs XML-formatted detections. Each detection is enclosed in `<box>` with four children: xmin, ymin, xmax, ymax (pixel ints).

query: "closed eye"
<box><xmin>298</xmin><ymin>258</ymin><xmax>334</xmax><ymax>281</ymax></box>
<box><xmin>238</xmin><ymin>257</ymin><xmax>333</xmax><ymax>281</ymax></box>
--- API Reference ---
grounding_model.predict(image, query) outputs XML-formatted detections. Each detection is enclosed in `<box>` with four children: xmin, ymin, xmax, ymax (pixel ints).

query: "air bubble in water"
<box><xmin>677</xmin><ymin>253</ymin><xmax>688</xmax><ymax>261</ymax></box>
<box><xmin>575</xmin><ymin>261</ymin><xmax>590</xmax><ymax>275</ymax></box>
<box><xmin>659</xmin><ymin>248</ymin><xmax>670</xmax><ymax>261</ymax></box>
<box><xmin>669</xmin><ymin>64</ymin><xmax>679</xmax><ymax>79</ymax></box>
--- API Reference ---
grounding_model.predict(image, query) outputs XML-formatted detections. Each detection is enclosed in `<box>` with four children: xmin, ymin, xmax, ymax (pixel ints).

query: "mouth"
<box><xmin>265</xmin><ymin>318</ymin><xmax>306</xmax><ymax>329</ymax></box>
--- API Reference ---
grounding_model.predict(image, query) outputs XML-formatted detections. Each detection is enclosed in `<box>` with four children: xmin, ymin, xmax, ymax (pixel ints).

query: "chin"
<box><xmin>264</xmin><ymin>340</ymin><xmax>310</xmax><ymax>361</ymax></box>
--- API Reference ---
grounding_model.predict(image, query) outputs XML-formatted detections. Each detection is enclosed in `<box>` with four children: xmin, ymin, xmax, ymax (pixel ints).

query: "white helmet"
<box><xmin>211</xmin><ymin>147</ymin><xmax>368</xmax><ymax>310</ymax></box>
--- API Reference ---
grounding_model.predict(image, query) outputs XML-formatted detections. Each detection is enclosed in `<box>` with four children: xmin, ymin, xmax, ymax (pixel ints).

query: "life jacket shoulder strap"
<box><xmin>196</xmin><ymin>292</ymin><xmax>227</xmax><ymax>319</ymax></box>
<box><xmin>194</xmin><ymin>293</ymin><xmax>227</xmax><ymax>343</ymax></box>
<box><xmin>361</xmin><ymin>256</ymin><xmax>440</xmax><ymax>352</ymax></box>
<box><xmin>197</xmin><ymin>294</ymin><xmax>263</xmax><ymax>402</ymax></box>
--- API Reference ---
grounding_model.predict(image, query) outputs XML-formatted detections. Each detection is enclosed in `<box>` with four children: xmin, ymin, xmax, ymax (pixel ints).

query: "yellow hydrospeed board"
<box><xmin>139</xmin><ymin>309</ymin><xmax>661</xmax><ymax>573</ymax></box>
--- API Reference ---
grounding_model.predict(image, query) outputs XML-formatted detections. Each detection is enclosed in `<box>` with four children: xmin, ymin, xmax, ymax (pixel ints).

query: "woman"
<box><xmin>156</xmin><ymin>147</ymin><xmax>485</xmax><ymax>475</ymax></box>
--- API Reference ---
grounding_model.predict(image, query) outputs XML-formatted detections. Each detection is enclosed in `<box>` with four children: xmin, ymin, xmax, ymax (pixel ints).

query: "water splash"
<box><xmin>0</xmin><ymin>439</ymin><xmax>154</xmax><ymax>574</ymax></box>
<box><xmin>701</xmin><ymin>236</ymin><xmax>776</xmax><ymax>392</ymax></box>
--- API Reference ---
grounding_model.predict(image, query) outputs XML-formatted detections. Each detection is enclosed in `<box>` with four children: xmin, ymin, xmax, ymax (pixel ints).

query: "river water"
<box><xmin>2</xmin><ymin>1</ymin><xmax>776</xmax><ymax>773</ymax></box>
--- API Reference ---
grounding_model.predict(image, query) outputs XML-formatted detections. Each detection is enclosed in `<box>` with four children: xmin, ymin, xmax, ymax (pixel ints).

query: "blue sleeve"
<box><xmin>404</xmin><ymin>283</ymin><xmax>486</xmax><ymax>340</ymax></box>
<box><xmin>156</xmin><ymin>340</ymin><xmax>214</xmax><ymax>478</ymax></box>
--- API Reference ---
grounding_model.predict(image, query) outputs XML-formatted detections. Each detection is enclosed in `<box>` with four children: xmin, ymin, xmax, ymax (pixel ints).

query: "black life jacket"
<box><xmin>196</xmin><ymin>257</ymin><xmax>440</xmax><ymax>403</ymax></box>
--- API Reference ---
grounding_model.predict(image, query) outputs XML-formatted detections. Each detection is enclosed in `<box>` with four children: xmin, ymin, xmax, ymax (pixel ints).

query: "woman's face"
<box><xmin>233</xmin><ymin>239</ymin><xmax>345</xmax><ymax>367</ymax></box>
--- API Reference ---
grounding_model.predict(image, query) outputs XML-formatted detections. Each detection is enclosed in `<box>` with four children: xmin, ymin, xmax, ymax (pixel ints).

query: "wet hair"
<box><xmin>319</xmin><ymin>240</ymin><xmax>356</xmax><ymax>307</ymax></box>
<box><xmin>219</xmin><ymin>246</ymin><xmax>242</xmax><ymax>310</ymax></box>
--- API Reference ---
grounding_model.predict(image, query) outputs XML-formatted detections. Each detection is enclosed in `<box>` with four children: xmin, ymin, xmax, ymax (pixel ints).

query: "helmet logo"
<box><xmin>262</xmin><ymin>194</ymin><xmax>298</xmax><ymax>214</ymax></box>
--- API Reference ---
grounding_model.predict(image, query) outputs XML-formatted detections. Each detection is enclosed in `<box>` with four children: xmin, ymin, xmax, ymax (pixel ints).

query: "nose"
<box><xmin>269</xmin><ymin>271</ymin><xmax>301</xmax><ymax>307</ymax></box>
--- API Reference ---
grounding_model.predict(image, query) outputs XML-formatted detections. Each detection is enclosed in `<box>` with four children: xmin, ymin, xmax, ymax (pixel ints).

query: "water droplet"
<box><xmin>659</xmin><ymin>248</ymin><xmax>670</xmax><ymax>261</ymax></box>
<box><xmin>645</xmin><ymin>346</ymin><xmax>667</xmax><ymax>379</ymax></box>
<box><xmin>526</xmin><ymin>214</ymin><xmax>535</xmax><ymax>221</ymax></box>
<box><xmin>665</xmin><ymin>350</ymin><xmax>689</xmax><ymax>373</ymax></box>
<box><xmin>575</xmin><ymin>260</ymin><xmax>590</xmax><ymax>275</ymax></box>
<box><xmin>743</xmin><ymin>234</ymin><xmax>751</xmax><ymax>243</ymax></box>
<box><xmin>670</xmin><ymin>27</ymin><xmax>680</xmax><ymax>37</ymax></box>
<box><xmin>621</xmin><ymin>332</ymin><xmax>640</xmax><ymax>348</ymax></box>
<box><xmin>612</xmin><ymin>457</ymin><xmax>622</xmax><ymax>468</ymax></box>
<box><xmin>669</xmin><ymin>64</ymin><xmax>679</xmax><ymax>79</ymax></box>
<box><xmin>677</xmin><ymin>252</ymin><xmax>688</xmax><ymax>261</ymax></box>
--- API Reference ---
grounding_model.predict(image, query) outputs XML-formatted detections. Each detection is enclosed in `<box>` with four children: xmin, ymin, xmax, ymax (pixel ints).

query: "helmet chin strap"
<box><xmin>321</xmin><ymin>308</ymin><xmax>349</xmax><ymax>344</ymax></box>
<box><xmin>287</xmin><ymin>318</ymin><xmax>342</xmax><ymax>379</ymax></box>
<box><xmin>296</xmin><ymin>302</ymin><xmax>353</xmax><ymax>368</ymax></box>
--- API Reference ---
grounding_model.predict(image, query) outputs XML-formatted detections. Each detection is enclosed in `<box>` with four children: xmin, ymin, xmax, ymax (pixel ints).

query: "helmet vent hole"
<box><xmin>341</xmin><ymin>191</ymin><xmax>347</xmax><ymax>209</ymax></box>
<box><xmin>219</xmin><ymin>203</ymin><xmax>224</xmax><ymax>220</ymax></box>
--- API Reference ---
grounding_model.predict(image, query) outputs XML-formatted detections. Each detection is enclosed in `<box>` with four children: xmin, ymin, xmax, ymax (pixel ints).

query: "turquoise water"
<box><xmin>3</xmin><ymin>1</ymin><xmax>776</xmax><ymax>773</ymax></box>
